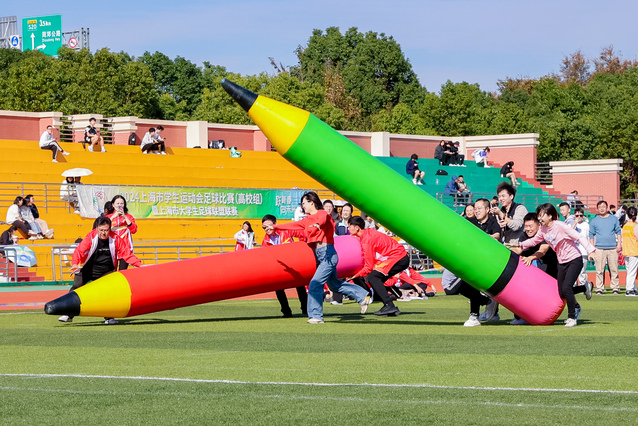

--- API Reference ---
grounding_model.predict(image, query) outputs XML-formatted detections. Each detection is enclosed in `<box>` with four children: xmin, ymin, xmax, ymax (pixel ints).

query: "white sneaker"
<box><xmin>464</xmin><ymin>315</ymin><xmax>481</xmax><ymax>327</ymax></box>
<box><xmin>510</xmin><ymin>318</ymin><xmax>528</xmax><ymax>325</ymax></box>
<box><xmin>359</xmin><ymin>295</ymin><xmax>372</xmax><ymax>314</ymax></box>
<box><xmin>104</xmin><ymin>318</ymin><xmax>118</xmax><ymax>325</ymax></box>
<box><xmin>101</xmin><ymin>148</ymin><xmax>107</xmax><ymax>153</ymax></box>
<box><xmin>161</xmin><ymin>152</ymin><xmax>167</xmax><ymax>155</ymax></box>
<box><xmin>417</xmin><ymin>181</ymin><xmax>423</xmax><ymax>185</ymax></box>
<box><xmin>29</xmin><ymin>236</ymin><xmax>38</xmax><ymax>240</ymax></box>
<box><xmin>330</xmin><ymin>301</ymin><xmax>342</xmax><ymax>305</ymax></box>
<box><xmin>52</xmin><ymin>159</ymin><xmax>58</xmax><ymax>163</ymax></box>
<box><xmin>37</xmin><ymin>234</ymin><xmax>44</xmax><ymax>239</ymax></box>
<box><xmin>62</xmin><ymin>151</ymin><xmax>70</xmax><ymax>156</ymax></box>
<box><xmin>142</xmin><ymin>151</ymin><xmax>148</xmax><ymax>154</ymax></box>
<box><xmin>87</xmin><ymin>145</ymin><xmax>93</xmax><ymax>152</ymax></box>
<box><xmin>565</xmin><ymin>318</ymin><xmax>577</xmax><ymax>327</ymax></box>
<box><xmin>412</xmin><ymin>178</ymin><xmax>417</xmax><ymax>185</ymax></box>
<box><xmin>58</xmin><ymin>315</ymin><xmax>72</xmax><ymax>323</ymax></box>
<box><xmin>307</xmin><ymin>318</ymin><xmax>324</xmax><ymax>324</ymax></box>
<box><xmin>44</xmin><ymin>229</ymin><xmax>54</xmax><ymax>239</ymax></box>
<box><xmin>480</xmin><ymin>299</ymin><xmax>499</xmax><ymax>321</ymax></box>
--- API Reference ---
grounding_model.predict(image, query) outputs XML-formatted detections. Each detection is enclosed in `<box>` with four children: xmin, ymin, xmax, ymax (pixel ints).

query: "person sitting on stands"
<box><xmin>406</xmin><ymin>154</ymin><xmax>425</xmax><ymax>185</ymax></box>
<box><xmin>19</xmin><ymin>195</ymin><xmax>46</xmax><ymax>239</ymax></box>
<box><xmin>152</xmin><ymin>125</ymin><xmax>168</xmax><ymax>155</ymax></box>
<box><xmin>84</xmin><ymin>117</ymin><xmax>106</xmax><ymax>153</ymax></box>
<box><xmin>500</xmin><ymin>161</ymin><xmax>519</xmax><ymax>187</ymax></box>
<box><xmin>24</xmin><ymin>194</ymin><xmax>54</xmax><ymax>239</ymax></box>
<box><xmin>60</xmin><ymin>177</ymin><xmax>78</xmax><ymax>213</ymax></box>
<box><xmin>451</xmin><ymin>141</ymin><xmax>465</xmax><ymax>166</ymax></box>
<box><xmin>471</xmin><ymin>146</ymin><xmax>491</xmax><ymax>167</ymax></box>
<box><xmin>5</xmin><ymin>196</ymin><xmax>38</xmax><ymax>240</ymax></box>
<box><xmin>39</xmin><ymin>125</ymin><xmax>70</xmax><ymax>163</ymax></box>
<box><xmin>1</xmin><ymin>224</ymin><xmax>19</xmax><ymax>247</ymax></box>
<box><xmin>434</xmin><ymin>140</ymin><xmax>452</xmax><ymax>166</ymax></box>
<box><xmin>141</xmin><ymin>128</ymin><xmax>160</xmax><ymax>154</ymax></box>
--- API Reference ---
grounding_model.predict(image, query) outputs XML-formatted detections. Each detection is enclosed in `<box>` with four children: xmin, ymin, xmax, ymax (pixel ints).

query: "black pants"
<box><xmin>365</xmin><ymin>254</ymin><xmax>410</xmax><ymax>306</ymax></box>
<box><xmin>69</xmin><ymin>266</ymin><xmax>116</xmax><ymax>320</ymax></box>
<box><xmin>558</xmin><ymin>256</ymin><xmax>583</xmax><ymax>320</ymax></box>
<box><xmin>458</xmin><ymin>281</ymin><xmax>490</xmax><ymax>316</ymax></box>
<box><xmin>11</xmin><ymin>220</ymin><xmax>31</xmax><ymax>237</ymax></box>
<box><xmin>142</xmin><ymin>141</ymin><xmax>165</xmax><ymax>153</ymax></box>
<box><xmin>276</xmin><ymin>287</ymin><xmax>308</xmax><ymax>316</ymax></box>
<box><xmin>41</xmin><ymin>142</ymin><xmax>64</xmax><ymax>160</ymax></box>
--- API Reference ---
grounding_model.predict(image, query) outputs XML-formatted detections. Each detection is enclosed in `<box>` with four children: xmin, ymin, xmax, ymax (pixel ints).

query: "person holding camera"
<box><xmin>106</xmin><ymin>195</ymin><xmax>138</xmax><ymax>270</ymax></box>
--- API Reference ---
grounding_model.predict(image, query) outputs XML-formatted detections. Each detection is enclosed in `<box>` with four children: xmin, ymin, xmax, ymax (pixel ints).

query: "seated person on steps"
<box><xmin>39</xmin><ymin>125</ymin><xmax>70</xmax><ymax>163</ymax></box>
<box><xmin>406</xmin><ymin>154</ymin><xmax>425</xmax><ymax>185</ymax></box>
<box><xmin>84</xmin><ymin>117</ymin><xmax>106</xmax><ymax>152</ymax></box>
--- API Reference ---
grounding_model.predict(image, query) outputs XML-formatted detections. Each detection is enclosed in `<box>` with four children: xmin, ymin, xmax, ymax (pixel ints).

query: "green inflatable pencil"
<box><xmin>221</xmin><ymin>79</ymin><xmax>564</xmax><ymax>325</ymax></box>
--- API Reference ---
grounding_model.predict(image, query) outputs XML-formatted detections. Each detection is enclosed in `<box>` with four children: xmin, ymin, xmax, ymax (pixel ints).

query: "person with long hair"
<box><xmin>106</xmin><ymin>195</ymin><xmax>138</xmax><ymax>270</ymax></box>
<box><xmin>234</xmin><ymin>221</ymin><xmax>255</xmax><ymax>251</ymax></box>
<box><xmin>5</xmin><ymin>196</ymin><xmax>37</xmax><ymax>240</ymax></box>
<box><xmin>265</xmin><ymin>191</ymin><xmax>371</xmax><ymax>323</ymax></box>
<box><xmin>622</xmin><ymin>206</ymin><xmax>638</xmax><ymax>297</ymax></box>
<box><xmin>515</xmin><ymin>203</ymin><xmax>596</xmax><ymax>327</ymax></box>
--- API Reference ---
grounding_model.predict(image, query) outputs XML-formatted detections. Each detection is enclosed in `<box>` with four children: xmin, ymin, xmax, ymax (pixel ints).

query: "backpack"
<box><xmin>128</xmin><ymin>133</ymin><xmax>137</xmax><ymax>146</ymax></box>
<box><xmin>435</xmin><ymin>169</ymin><xmax>448</xmax><ymax>176</ymax></box>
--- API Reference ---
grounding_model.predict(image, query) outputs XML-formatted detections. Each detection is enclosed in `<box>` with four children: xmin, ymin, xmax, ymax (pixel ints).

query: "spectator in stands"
<box><xmin>261</xmin><ymin>214</ymin><xmax>308</xmax><ymax>317</ymax></box>
<box><xmin>60</xmin><ymin>177</ymin><xmax>78</xmax><ymax>213</ymax></box>
<box><xmin>517</xmin><ymin>203</ymin><xmax>596</xmax><ymax>327</ymax></box>
<box><xmin>434</xmin><ymin>140</ymin><xmax>452</xmax><ymax>166</ymax></box>
<box><xmin>461</xmin><ymin>204</ymin><xmax>475</xmax><ymax>219</ymax></box>
<box><xmin>23</xmin><ymin>195</ymin><xmax>54</xmax><ymax>239</ymax></box>
<box><xmin>451</xmin><ymin>141</ymin><xmax>465</xmax><ymax>166</ymax></box>
<box><xmin>444</xmin><ymin>175</ymin><xmax>459</xmax><ymax>206</ymax></box>
<box><xmin>19</xmin><ymin>195</ymin><xmax>45</xmax><ymax>239</ymax></box>
<box><xmin>5</xmin><ymin>196</ymin><xmax>37</xmax><ymax>240</ymax></box>
<box><xmin>566</xmin><ymin>190</ymin><xmax>581</xmax><ymax>208</ymax></box>
<box><xmin>500</xmin><ymin>161</ymin><xmax>518</xmax><ymax>187</ymax></box>
<box><xmin>573</xmin><ymin>207</ymin><xmax>593</xmax><ymax>290</ymax></box>
<box><xmin>265</xmin><ymin>191</ymin><xmax>371</xmax><ymax>324</ymax></box>
<box><xmin>347</xmin><ymin>215</ymin><xmax>408</xmax><ymax>316</ymax></box>
<box><xmin>559</xmin><ymin>202</ymin><xmax>575</xmax><ymax>227</ymax></box>
<box><xmin>456</xmin><ymin>175</ymin><xmax>471</xmax><ymax>205</ymax></box>
<box><xmin>589</xmin><ymin>200</ymin><xmax>622</xmax><ymax>295</ymax></box>
<box><xmin>362</xmin><ymin>213</ymin><xmax>378</xmax><ymax>230</ymax></box>
<box><xmin>406</xmin><ymin>154</ymin><xmax>425</xmax><ymax>185</ymax></box>
<box><xmin>335</xmin><ymin>202</ymin><xmax>353</xmax><ymax>236</ymax></box>
<box><xmin>152</xmin><ymin>125</ymin><xmax>168</xmax><ymax>155</ymax></box>
<box><xmin>1</xmin><ymin>224</ymin><xmax>19</xmax><ymax>247</ymax></box>
<box><xmin>234</xmin><ymin>221</ymin><xmax>255</xmax><ymax>251</ymax></box>
<box><xmin>141</xmin><ymin>128</ymin><xmax>161</xmax><ymax>154</ymax></box>
<box><xmin>106</xmin><ymin>195</ymin><xmax>138</xmax><ymax>270</ymax></box>
<box><xmin>622</xmin><ymin>207</ymin><xmax>638</xmax><ymax>297</ymax></box>
<box><xmin>84</xmin><ymin>117</ymin><xmax>106</xmax><ymax>153</ymax></box>
<box><xmin>322</xmin><ymin>200</ymin><xmax>339</xmax><ymax>222</ymax></box>
<box><xmin>471</xmin><ymin>146</ymin><xmax>490</xmax><ymax>167</ymax></box>
<box><xmin>39</xmin><ymin>125</ymin><xmax>70</xmax><ymax>163</ymax></box>
<box><xmin>58</xmin><ymin>216</ymin><xmax>143</xmax><ymax>324</ymax></box>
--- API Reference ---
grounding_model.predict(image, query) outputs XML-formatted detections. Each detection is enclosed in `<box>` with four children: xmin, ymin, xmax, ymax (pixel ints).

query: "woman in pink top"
<box><xmin>516</xmin><ymin>203</ymin><xmax>596</xmax><ymax>327</ymax></box>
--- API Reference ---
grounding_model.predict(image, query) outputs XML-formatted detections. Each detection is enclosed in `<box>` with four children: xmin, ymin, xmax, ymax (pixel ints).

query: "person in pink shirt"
<box><xmin>515</xmin><ymin>203</ymin><xmax>596</xmax><ymax>327</ymax></box>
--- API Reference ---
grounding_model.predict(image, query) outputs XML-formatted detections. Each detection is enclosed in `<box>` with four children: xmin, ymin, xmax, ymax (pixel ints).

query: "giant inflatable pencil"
<box><xmin>44</xmin><ymin>236</ymin><xmax>363</xmax><ymax>318</ymax></box>
<box><xmin>220</xmin><ymin>79</ymin><xmax>564</xmax><ymax>325</ymax></box>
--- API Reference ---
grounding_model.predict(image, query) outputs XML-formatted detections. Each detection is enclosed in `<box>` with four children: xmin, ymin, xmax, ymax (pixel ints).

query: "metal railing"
<box><xmin>618</xmin><ymin>199</ymin><xmax>638</xmax><ymax>208</ymax></box>
<box><xmin>535</xmin><ymin>162</ymin><xmax>553</xmax><ymax>186</ymax></box>
<box><xmin>435</xmin><ymin>192</ymin><xmax>604</xmax><ymax>213</ymax></box>
<box><xmin>0</xmin><ymin>246</ymin><xmax>20</xmax><ymax>283</ymax></box>
<box><xmin>50</xmin><ymin>243</ymin><xmax>237</xmax><ymax>281</ymax></box>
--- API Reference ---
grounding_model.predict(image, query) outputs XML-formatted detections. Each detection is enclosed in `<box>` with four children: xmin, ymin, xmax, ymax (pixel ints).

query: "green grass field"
<box><xmin>2</xmin><ymin>294</ymin><xmax>638</xmax><ymax>425</ymax></box>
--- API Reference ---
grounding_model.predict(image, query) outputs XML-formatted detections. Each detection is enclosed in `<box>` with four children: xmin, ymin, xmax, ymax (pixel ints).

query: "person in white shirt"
<box><xmin>151</xmin><ymin>125</ymin><xmax>167</xmax><ymax>155</ymax></box>
<box><xmin>140</xmin><ymin>128</ymin><xmax>162</xmax><ymax>154</ymax></box>
<box><xmin>39</xmin><ymin>125</ymin><xmax>69</xmax><ymax>163</ymax></box>
<box><xmin>573</xmin><ymin>207</ymin><xmax>592</xmax><ymax>288</ymax></box>
<box><xmin>5</xmin><ymin>196</ymin><xmax>37</xmax><ymax>239</ymax></box>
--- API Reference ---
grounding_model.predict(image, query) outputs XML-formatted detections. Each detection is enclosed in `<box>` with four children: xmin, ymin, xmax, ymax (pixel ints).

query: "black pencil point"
<box><xmin>44</xmin><ymin>292</ymin><xmax>81</xmax><ymax>316</ymax></box>
<box><xmin>221</xmin><ymin>79</ymin><xmax>258</xmax><ymax>112</ymax></box>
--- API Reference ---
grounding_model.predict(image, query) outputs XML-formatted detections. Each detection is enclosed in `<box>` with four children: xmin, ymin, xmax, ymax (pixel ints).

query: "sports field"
<box><xmin>1</xmin><ymin>294</ymin><xmax>637</xmax><ymax>425</ymax></box>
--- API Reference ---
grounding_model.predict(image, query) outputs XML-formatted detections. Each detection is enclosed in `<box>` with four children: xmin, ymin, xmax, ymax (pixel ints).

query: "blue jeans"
<box><xmin>308</xmin><ymin>244</ymin><xmax>369</xmax><ymax>320</ymax></box>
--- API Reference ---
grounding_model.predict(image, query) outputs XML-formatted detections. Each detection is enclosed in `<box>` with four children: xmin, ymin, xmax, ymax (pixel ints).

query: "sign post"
<box><xmin>21</xmin><ymin>14</ymin><xmax>62</xmax><ymax>56</ymax></box>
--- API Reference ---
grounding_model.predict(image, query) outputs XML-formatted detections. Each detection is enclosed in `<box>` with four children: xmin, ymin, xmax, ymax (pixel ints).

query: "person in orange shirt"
<box><xmin>347</xmin><ymin>216</ymin><xmax>410</xmax><ymax>316</ymax></box>
<box><xmin>622</xmin><ymin>207</ymin><xmax>638</xmax><ymax>296</ymax></box>
<box><xmin>265</xmin><ymin>192</ymin><xmax>371</xmax><ymax>324</ymax></box>
<box><xmin>261</xmin><ymin>214</ymin><xmax>308</xmax><ymax>317</ymax></box>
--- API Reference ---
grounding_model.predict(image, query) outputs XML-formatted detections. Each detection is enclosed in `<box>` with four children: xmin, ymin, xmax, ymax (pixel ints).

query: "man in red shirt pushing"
<box><xmin>347</xmin><ymin>216</ymin><xmax>410</xmax><ymax>316</ymax></box>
